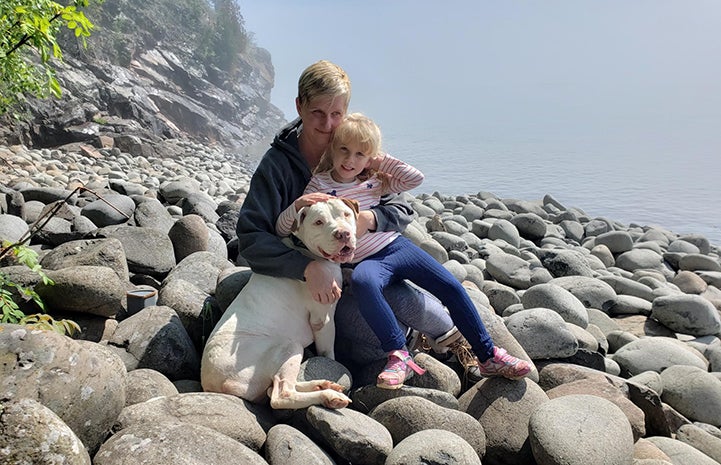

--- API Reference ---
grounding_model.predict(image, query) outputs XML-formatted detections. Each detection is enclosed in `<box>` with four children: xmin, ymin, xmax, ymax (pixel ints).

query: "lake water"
<box><xmin>379</xmin><ymin>120</ymin><xmax>721</xmax><ymax>246</ymax></box>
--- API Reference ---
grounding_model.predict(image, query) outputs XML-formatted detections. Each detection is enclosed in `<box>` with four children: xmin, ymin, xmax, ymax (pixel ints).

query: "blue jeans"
<box><xmin>350</xmin><ymin>236</ymin><xmax>495</xmax><ymax>361</ymax></box>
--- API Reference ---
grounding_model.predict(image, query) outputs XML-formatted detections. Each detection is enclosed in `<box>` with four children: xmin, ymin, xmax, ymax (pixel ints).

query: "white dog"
<box><xmin>201</xmin><ymin>198</ymin><xmax>358</xmax><ymax>409</ymax></box>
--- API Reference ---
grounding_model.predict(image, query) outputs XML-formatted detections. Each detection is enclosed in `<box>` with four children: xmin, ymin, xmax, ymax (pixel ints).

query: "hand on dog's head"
<box><xmin>291</xmin><ymin>197</ymin><xmax>358</xmax><ymax>263</ymax></box>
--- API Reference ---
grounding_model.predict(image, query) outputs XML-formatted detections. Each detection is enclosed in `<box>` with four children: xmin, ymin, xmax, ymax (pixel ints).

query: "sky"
<box><xmin>241</xmin><ymin>0</ymin><xmax>721</xmax><ymax>146</ymax></box>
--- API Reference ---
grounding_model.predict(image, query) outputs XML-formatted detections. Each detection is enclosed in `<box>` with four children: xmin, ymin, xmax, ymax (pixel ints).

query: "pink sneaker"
<box><xmin>377</xmin><ymin>350</ymin><xmax>426</xmax><ymax>390</ymax></box>
<box><xmin>477</xmin><ymin>347</ymin><xmax>531</xmax><ymax>380</ymax></box>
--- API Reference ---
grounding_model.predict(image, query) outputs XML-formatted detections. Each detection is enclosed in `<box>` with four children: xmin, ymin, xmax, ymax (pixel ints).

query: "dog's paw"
<box><xmin>321</xmin><ymin>391</ymin><xmax>351</xmax><ymax>409</ymax></box>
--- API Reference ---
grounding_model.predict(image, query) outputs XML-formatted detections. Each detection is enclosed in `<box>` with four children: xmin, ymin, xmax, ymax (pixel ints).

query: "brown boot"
<box><xmin>432</xmin><ymin>327</ymin><xmax>482</xmax><ymax>383</ymax></box>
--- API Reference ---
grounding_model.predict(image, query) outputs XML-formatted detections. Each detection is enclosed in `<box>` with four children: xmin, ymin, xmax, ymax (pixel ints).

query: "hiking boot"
<box><xmin>477</xmin><ymin>346</ymin><xmax>531</xmax><ymax>380</ymax></box>
<box><xmin>376</xmin><ymin>350</ymin><xmax>426</xmax><ymax>390</ymax></box>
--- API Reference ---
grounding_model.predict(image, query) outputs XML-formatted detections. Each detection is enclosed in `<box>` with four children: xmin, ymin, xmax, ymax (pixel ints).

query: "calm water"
<box><xmin>381</xmin><ymin>121</ymin><xmax>721</xmax><ymax>246</ymax></box>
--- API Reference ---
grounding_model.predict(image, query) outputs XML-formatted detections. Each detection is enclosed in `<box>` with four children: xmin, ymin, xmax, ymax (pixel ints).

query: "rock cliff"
<box><xmin>0</xmin><ymin>0</ymin><xmax>285</xmax><ymax>154</ymax></box>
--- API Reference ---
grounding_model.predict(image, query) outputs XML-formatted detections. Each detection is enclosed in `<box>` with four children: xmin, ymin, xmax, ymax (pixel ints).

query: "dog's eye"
<box><xmin>344</xmin><ymin>212</ymin><xmax>351</xmax><ymax>217</ymax></box>
<box><xmin>314</xmin><ymin>220</ymin><xmax>323</xmax><ymax>226</ymax></box>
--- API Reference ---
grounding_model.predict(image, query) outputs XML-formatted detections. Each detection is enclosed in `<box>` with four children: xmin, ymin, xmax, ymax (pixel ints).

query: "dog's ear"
<box><xmin>340</xmin><ymin>198</ymin><xmax>360</xmax><ymax>217</ymax></box>
<box><xmin>291</xmin><ymin>207</ymin><xmax>307</xmax><ymax>233</ymax></box>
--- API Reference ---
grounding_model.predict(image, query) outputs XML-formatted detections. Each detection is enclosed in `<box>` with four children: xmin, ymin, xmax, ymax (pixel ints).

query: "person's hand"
<box><xmin>369</xmin><ymin>154</ymin><xmax>384</xmax><ymax>171</ymax></box>
<box><xmin>356</xmin><ymin>210</ymin><xmax>377</xmax><ymax>238</ymax></box>
<box><xmin>305</xmin><ymin>260</ymin><xmax>342</xmax><ymax>304</ymax></box>
<box><xmin>294</xmin><ymin>192</ymin><xmax>334</xmax><ymax>212</ymax></box>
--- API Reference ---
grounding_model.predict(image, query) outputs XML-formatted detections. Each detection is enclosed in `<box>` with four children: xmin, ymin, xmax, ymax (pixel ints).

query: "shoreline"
<box><xmin>2</xmin><ymin>141</ymin><xmax>718</xmax><ymax>250</ymax></box>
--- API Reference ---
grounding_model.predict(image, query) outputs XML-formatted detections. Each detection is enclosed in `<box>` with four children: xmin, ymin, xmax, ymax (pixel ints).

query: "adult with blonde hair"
<box><xmin>236</xmin><ymin>60</ymin><xmax>461</xmax><ymax>374</ymax></box>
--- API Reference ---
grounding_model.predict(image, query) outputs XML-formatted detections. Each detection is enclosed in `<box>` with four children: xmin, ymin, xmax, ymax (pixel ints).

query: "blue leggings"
<box><xmin>351</xmin><ymin>236</ymin><xmax>495</xmax><ymax>361</ymax></box>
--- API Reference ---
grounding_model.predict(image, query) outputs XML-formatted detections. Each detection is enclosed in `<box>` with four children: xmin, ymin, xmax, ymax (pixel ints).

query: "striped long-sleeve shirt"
<box><xmin>276</xmin><ymin>154</ymin><xmax>424</xmax><ymax>262</ymax></box>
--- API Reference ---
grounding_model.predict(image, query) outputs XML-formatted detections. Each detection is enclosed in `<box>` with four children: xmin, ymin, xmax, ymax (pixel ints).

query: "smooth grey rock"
<box><xmin>587</xmin><ymin>308</ymin><xmax>622</xmax><ymax>336</ymax></box>
<box><xmin>36</xmin><ymin>265</ymin><xmax>126</xmax><ymax>317</ymax></box>
<box><xmin>107</xmin><ymin>305</ymin><xmax>200</xmax><ymax>380</ymax></box>
<box><xmin>567</xmin><ymin>323</ymin><xmax>599</xmax><ymax>352</ymax></box>
<box><xmin>521</xmin><ymin>283</ymin><xmax>589</xmax><ymax>328</ymax></box>
<box><xmin>538</xmin><ymin>248</ymin><xmax>597</xmax><ymax>278</ymax></box>
<box><xmin>668</xmin><ymin>239</ymin><xmax>700</xmax><ymax>254</ymax></box>
<box><xmin>628</xmin><ymin>371</ymin><xmax>664</xmax><ymax>396</ymax></box>
<box><xmin>599</xmin><ymin>274</ymin><xmax>656</xmax><ymax>301</ymax></box>
<box><xmin>429</xmin><ymin>231</ymin><xmax>468</xmax><ymax>252</ymax></box>
<box><xmin>163</xmin><ymin>250</ymin><xmax>234</xmax><ymax>295</ymax></box>
<box><xmin>672</xmin><ymin>270</ymin><xmax>708</xmax><ymax>294</ymax></box>
<box><xmin>159</xmin><ymin>177</ymin><xmax>202</xmax><ymax>204</ymax></box>
<box><xmin>115</xmin><ymin>392</ymin><xmax>266</xmax><ymax>451</ymax></box>
<box><xmin>306</xmin><ymin>405</ymin><xmax>393</xmax><ymax>465</ymax></box>
<box><xmin>94</xmin><ymin>421</ymin><xmax>266</xmax><ymax>465</ymax></box>
<box><xmin>510</xmin><ymin>212</ymin><xmax>547</xmax><ymax>240</ymax></box>
<box><xmin>157</xmin><ymin>277</ymin><xmax>216</xmax><ymax>349</ymax></box>
<box><xmin>168</xmin><ymin>214</ymin><xmax>209</xmax><ymax>262</ymax></box>
<box><xmin>370</xmin><ymin>396</ymin><xmax>486</xmax><ymax>459</ymax></box>
<box><xmin>0</xmin><ymin>325</ymin><xmax>126</xmax><ymax>453</ymax></box>
<box><xmin>651</xmin><ymin>294</ymin><xmax>721</xmax><ymax>336</ymax></box>
<box><xmin>486</xmin><ymin>252</ymin><xmax>553</xmax><ymax>290</ymax></box>
<box><xmin>544</xmin><ymin>378</ymin><xmax>645</xmax><ymax>440</ymax></box>
<box><xmin>660</xmin><ymin>365</ymin><xmax>721</xmax><ymax>427</ymax></box>
<box><xmin>125</xmin><ymin>368</ymin><xmax>179</xmax><ymax>406</ymax></box>
<box><xmin>482</xmin><ymin>280</ymin><xmax>521</xmax><ymax>314</ymax></box>
<box><xmin>529</xmin><ymin>394</ymin><xmax>634</xmax><ymax>465</ymax></box>
<box><xmin>81</xmin><ymin>193</ymin><xmax>135</xmax><ymax>227</ymax></box>
<box><xmin>488</xmin><ymin>219</ymin><xmax>521</xmax><ymax>247</ymax></box>
<box><xmin>96</xmin><ymin>225</ymin><xmax>176</xmax><ymax>278</ymax></box>
<box><xmin>590</xmin><ymin>243</ymin><xmax>615</xmax><ymax>267</ymax></box>
<box><xmin>679</xmin><ymin>253</ymin><xmax>721</xmax><ymax>272</ymax></box>
<box><xmin>646</xmin><ymin>436</ymin><xmax>720</xmax><ymax>465</ymax></box>
<box><xmin>595</xmin><ymin>230</ymin><xmax>634</xmax><ymax>253</ymax></box>
<box><xmin>606</xmin><ymin>294</ymin><xmax>653</xmax><ymax>316</ymax></box>
<box><xmin>550</xmin><ymin>275</ymin><xmax>618</xmax><ymax>310</ymax></box>
<box><xmin>385</xmin><ymin>429</ymin><xmax>482</xmax><ymax>465</ymax></box>
<box><xmin>679</xmin><ymin>234</ymin><xmax>711</xmax><ymax>255</ymax></box>
<box><xmin>506</xmin><ymin>308</ymin><xmax>579</xmax><ymax>359</ymax></box>
<box><xmin>0</xmin><ymin>397</ymin><xmax>91</xmax><ymax>465</ymax></box>
<box><xmin>40</xmin><ymin>238</ymin><xmax>129</xmax><ymax>282</ymax></box>
<box><xmin>350</xmin><ymin>384</ymin><xmax>459</xmax><ymax>415</ymax></box>
<box><xmin>611</xmin><ymin>337</ymin><xmax>708</xmax><ymax>376</ymax></box>
<box><xmin>459</xmin><ymin>377</ymin><xmax>549</xmax><ymax>465</ymax></box>
<box><xmin>132</xmin><ymin>196</ymin><xmax>175</xmax><ymax>233</ymax></box>
<box><xmin>560</xmin><ymin>219</ymin><xmax>585</xmax><ymax>243</ymax></box>
<box><xmin>0</xmin><ymin>213</ymin><xmax>30</xmax><ymax>243</ymax></box>
<box><xmin>676</xmin><ymin>423</ymin><xmax>721</xmax><ymax>464</ymax></box>
<box><xmin>616</xmin><ymin>248</ymin><xmax>664</xmax><ymax>273</ymax></box>
<box><xmin>264</xmin><ymin>424</ymin><xmax>335</xmax><ymax>465</ymax></box>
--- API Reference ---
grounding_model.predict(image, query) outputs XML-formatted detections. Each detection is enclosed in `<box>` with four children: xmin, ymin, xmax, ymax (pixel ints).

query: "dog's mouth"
<box><xmin>319</xmin><ymin>245</ymin><xmax>356</xmax><ymax>263</ymax></box>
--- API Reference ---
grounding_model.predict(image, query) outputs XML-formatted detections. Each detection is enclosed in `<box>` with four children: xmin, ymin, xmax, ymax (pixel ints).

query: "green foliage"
<box><xmin>209</xmin><ymin>0</ymin><xmax>248</xmax><ymax>72</ymax></box>
<box><xmin>0</xmin><ymin>241</ymin><xmax>79</xmax><ymax>336</ymax></box>
<box><xmin>0</xmin><ymin>0</ymin><xmax>99</xmax><ymax>115</ymax></box>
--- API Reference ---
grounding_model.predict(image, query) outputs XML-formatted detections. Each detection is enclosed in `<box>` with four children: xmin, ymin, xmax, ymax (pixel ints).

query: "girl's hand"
<box><xmin>294</xmin><ymin>192</ymin><xmax>334</xmax><ymax>212</ymax></box>
<box><xmin>369</xmin><ymin>154</ymin><xmax>384</xmax><ymax>171</ymax></box>
<box><xmin>304</xmin><ymin>260</ymin><xmax>342</xmax><ymax>304</ymax></box>
<box><xmin>356</xmin><ymin>210</ymin><xmax>377</xmax><ymax>237</ymax></box>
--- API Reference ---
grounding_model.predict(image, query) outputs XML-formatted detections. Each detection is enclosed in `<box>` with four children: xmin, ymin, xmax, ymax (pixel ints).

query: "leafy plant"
<box><xmin>0</xmin><ymin>0</ymin><xmax>100</xmax><ymax>114</ymax></box>
<box><xmin>0</xmin><ymin>241</ymin><xmax>79</xmax><ymax>336</ymax></box>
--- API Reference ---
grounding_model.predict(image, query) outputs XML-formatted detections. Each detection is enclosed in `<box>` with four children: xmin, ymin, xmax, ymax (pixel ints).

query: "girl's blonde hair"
<box><xmin>315</xmin><ymin>113</ymin><xmax>391</xmax><ymax>189</ymax></box>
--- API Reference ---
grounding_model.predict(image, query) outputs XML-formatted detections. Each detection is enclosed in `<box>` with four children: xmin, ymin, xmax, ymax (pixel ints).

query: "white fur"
<box><xmin>201</xmin><ymin>198</ymin><xmax>357</xmax><ymax>409</ymax></box>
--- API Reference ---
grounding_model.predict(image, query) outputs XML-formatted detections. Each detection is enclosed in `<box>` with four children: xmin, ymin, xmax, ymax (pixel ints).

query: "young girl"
<box><xmin>276</xmin><ymin>113</ymin><xmax>531</xmax><ymax>389</ymax></box>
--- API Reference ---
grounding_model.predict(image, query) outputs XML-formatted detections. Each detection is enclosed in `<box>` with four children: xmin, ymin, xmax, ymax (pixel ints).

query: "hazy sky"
<box><xmin>241</xmin><ymin>0</ymin><xmax>721</xmax><ymax>147</ymax></box>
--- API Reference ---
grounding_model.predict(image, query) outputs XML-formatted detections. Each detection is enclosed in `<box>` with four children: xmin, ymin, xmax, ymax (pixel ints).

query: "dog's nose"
<box><xmin>334</xmin><ymin>229</ymin><xmax>350</xmax><ymax>242</ymax></box>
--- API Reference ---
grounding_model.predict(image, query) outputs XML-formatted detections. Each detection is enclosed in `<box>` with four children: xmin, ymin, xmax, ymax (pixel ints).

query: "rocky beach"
<box><xmin>1</xmin><ymin>140</ymin><xmax>721</xmax><ymax>465</ymax></box>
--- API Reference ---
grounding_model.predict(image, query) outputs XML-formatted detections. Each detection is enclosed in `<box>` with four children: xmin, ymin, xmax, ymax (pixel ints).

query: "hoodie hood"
<box><xmin>272</xmin><ymin>118</ymin><xmax>312</xmax><ymax>179</ymax></box>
